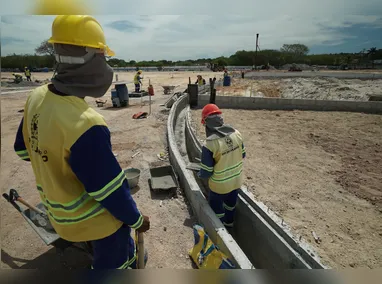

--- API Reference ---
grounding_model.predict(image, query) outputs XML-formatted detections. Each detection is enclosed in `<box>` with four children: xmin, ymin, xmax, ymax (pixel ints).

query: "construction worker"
<box><xmin>195</xmin><ymin>75</ymin><xmax>206</xmax><ymax>85</ymax></box>
<box><xmin>24</xmin><ymin>67</ymin><xmax>32</xmax><ymax>81</ymax></box>
<box><xmin>197</xmin><ymin>104</ymin><xmax>246</xmax><ymax>229</ymax></box>
<box><xmin>12</xmin><ymin>73</ymin><xmax>23</xmax><ymax>83</ymax></box>
<box><xmin>134</xmin><ymin>70</ymin><xmax>143</xmax><ymax>92</ymax></box>
<box><xmin>13</xmin><ymin>15</ymin><xmax>150</xmax><ymax>269</ymax></box>
<box><xmin>223</xmin><ymin>69</ymin><xmax>229</xmax><ymax>77</ymax></box>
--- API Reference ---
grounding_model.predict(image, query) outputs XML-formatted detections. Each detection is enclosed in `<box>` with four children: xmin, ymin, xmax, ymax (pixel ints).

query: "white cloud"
<box><xmin>0</xmin><ymin>0</ymin><xmax>381</xmax><ymax>60</ymax></box>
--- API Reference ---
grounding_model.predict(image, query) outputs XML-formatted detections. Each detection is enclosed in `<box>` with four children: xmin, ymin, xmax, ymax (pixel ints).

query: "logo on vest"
<box><xmin>29</xmin><ymin>114</ymin><xmax>49</xmax><ymax>162</ymax></box>
<box><xmin>222</xmin><ymin>136</ymin><xmax>239</xmax><ymax>155</ymax></box>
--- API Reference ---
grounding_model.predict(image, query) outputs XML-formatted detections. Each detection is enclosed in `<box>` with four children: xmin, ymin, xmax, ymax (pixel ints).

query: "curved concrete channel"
<box><xmin>167</xmin><ymin>94</ymin><xmax>327</xmax><ymax>269</ymax></box>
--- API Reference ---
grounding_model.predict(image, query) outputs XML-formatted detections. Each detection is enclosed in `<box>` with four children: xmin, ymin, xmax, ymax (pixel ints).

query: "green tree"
<box><xmin>280</xmin><ymin>44</ymin><xmax>309</xmax><ymax>63</ymax></box>
<box><xmin>35</xmin><ymin>39</ymin><xmax>55</xmax><ymax>57</ymax></box>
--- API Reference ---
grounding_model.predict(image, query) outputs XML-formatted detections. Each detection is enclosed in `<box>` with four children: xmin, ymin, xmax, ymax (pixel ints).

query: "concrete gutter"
<box><xmin>167</xmin><ymin>94</ymin><xmax>254</xmax><ymax>269</ymax></box>
<box><xmin>185</xmin><ymin>109</ymin><xmax>326</xmax><ymax>269</ymax></box>
<box><xmin>168</xmin><ymin>93</ymin><xmax>328</xmax><ymax>269</ymax></box>
<box><xmin>197</xmin><ymin>95</ymin><xmax>382</xmax><ymax>114</ymax></box>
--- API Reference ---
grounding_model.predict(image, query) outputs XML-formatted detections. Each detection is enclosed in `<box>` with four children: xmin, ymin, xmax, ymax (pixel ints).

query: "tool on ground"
<box><xmin>149</xmin><ymin>165</ymin><xmax>179</xmax><ymax>192</ymax></box>
<box><xmin>6</xmin><ymin>189</ymin><xmax>47</xmax><ymax>218</ymax></box>
<box><xmin>132</xmin><ymin>112</ymin><xmax>148</xmax><ymax>119</ymax></box>
<box><xmin>135</xmin><ymin>231</ymin><xmax>145</xmax><ymax>269</ymax></box>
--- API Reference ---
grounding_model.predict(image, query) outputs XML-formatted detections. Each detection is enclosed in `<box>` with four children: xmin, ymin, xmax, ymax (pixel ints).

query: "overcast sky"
<box><xmin>1</xmin><ymin>0</ymin><xmax>381</xmax><ymax>61</ymax></box>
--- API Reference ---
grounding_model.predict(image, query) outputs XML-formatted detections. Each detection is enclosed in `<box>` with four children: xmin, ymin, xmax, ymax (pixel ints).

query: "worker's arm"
<box><xmin>14</xmin><ymin>118</ymin><xmax>30</xmax><ymax>161</ymax></box>
<box><xmin>242</xmin><ymin>142</ymin><xmax>246</xmax><ymax>159</ymax></box>
<box><xmin>69</xmin><ymin>125</ymin><xmax>144</xmax><ymax>230</ymax></box>
<box><xmin>198</xmin><ymin>145</ymin><xmax>215</xmax><ymax>179</ymax></box>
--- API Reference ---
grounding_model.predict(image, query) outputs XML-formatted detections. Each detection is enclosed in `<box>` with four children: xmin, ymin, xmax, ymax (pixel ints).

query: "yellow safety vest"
<box><xmin>134</xmin><ymin>73</ymin><xmax>140</xmax><ymax>84</ymax></box>
<box><xmin>198</xmin><ymin>79</ymin><xmax>204</xmax><ymax>85</ymax></box>
<box><xmin>22</xmin><ymin>84</ymin><xmax>123</xmax><ymax>242</ymax></box>
<box><xmin>205</xmin><ymin>130</ymin><xmax>244</xmax><ymax>194</ymax></box>
<box><xmin>25</xmin><ymin>70</ymin><xmax>31</xmax><ymax>76</ymax></box>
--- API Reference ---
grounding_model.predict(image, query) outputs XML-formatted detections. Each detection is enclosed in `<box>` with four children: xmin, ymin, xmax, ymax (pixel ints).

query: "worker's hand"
<box><xmin>136</xmin><ymin>215</ymin><xmax>150</xmax><ymax>233</ymax></box>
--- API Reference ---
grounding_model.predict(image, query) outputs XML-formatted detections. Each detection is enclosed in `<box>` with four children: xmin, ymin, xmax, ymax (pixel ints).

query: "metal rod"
<box><xmin>254</xmin><ymin>33</ymin><xmax>259</xmax><ymax>71</ymax></box>
<box><xmin>149</xmin><ymin>79</ymin><xmax>152</xmax><ymax>115</ymax></box>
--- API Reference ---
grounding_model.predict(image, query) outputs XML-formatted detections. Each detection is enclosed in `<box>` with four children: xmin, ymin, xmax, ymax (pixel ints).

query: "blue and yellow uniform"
<box><xmin>134</xmin><ymin>72</ymin><xmax>142</xmax><ymax>92</ymax></box>
<box><xmin>14</xmin><ymin>84</ymin><xmax>143</xmax><ymax>269</ymax></box>
<box><xmin>198</xmin><ymin>130</ymin><xmax>246</xmax><ymax>227</ymax></box>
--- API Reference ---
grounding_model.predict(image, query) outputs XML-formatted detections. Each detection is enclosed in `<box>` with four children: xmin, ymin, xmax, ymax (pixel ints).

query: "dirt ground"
<box><xmin>0</xmin><ymin>71</ymin><xmax>221</xmax><ymax>269</ymax></box>
<box><xmin>216</xmin><ymin>77</ymin><xmax>382</xmax><ymax>101</ymax></box>
<box><xmin>192</xmin><ymin>109</ymin><xmax>382</xmax><ymax>269</ymax></box>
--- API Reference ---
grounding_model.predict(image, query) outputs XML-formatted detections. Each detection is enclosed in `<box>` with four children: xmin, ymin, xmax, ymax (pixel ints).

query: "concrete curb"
<box><xmin>167</xmin><ymin>94</ymin><xmax>254</xmax><ymax>269</ymax></box>
<box><xmin>197</xmin><ymin>95</ymin><xmax>382</xmax><ymax>114</ymax></box>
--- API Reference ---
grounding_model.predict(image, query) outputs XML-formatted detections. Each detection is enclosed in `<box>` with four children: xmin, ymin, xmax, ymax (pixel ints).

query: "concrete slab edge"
<box><xmin>167</xmin><ymin>94</ymin><xmax>254</xmax><ymax>269</ymax></box>
<box><xmin>185</xmin><ymin>107</ymin><xmax>327</xmax><ymax>269</ymax></box>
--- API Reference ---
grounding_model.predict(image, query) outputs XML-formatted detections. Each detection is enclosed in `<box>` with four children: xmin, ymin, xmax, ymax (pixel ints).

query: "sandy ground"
<box><xmin>216</xmin><ymin>77</ymin><xmax>382</xmax><ymax>101</ymax></box>
<box><xmin>192</xmin><ymin>109</ymin><xmax>382</xmax><ymax>269</ymax></box>
<box><xmin>0</xmin><ymin>71</ymin><xmax>220</xmax><ymax>269</ymax></box>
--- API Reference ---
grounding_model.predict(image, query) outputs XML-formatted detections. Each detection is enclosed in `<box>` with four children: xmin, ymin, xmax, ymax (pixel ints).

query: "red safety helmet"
<box><xmin>201</xmin><ymin>104</ymin><xmax>222</xmax><ymax>124</ymax></box>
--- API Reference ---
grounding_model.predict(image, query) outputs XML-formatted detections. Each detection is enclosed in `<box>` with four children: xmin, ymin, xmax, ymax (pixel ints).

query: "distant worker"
<box><xmin>12</xmin><ymin>73</ymin><xmax>23</xmax><ymax>83</ymax></box>
<box><xmin>241</xmin><ymin>71</ymin><xmax>245</xmax><ymax>79</ymax></box>
<box><xmin>24</xmin><ymin>67</ymin><xmax>32</xmax><ymax>81</ymax></box>
<box><xmin>134</xmin><ymin>70</ymin><xmax>143</xmax><ymax>92</ymax></box>
<box><xmin>223</xmin><ymin>69</ymin><xmax>229</xmax><ymax>77</ymax></box>
<box><xmin>13</xmin><ymin>15</ymin><xmax>150</xmax><ymax>269</ymax></box>
<box><xmin>197</xmin><ymin>104</ymin><xmax>246</xmax><ymax>229</ymax></box>
<box><xmin>195</xmin><ymin>75</ymin><xmax>206</xmax><ymax>85</ymax></box>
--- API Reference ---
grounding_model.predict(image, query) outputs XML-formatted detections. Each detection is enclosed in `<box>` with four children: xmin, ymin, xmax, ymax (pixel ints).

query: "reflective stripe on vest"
<box><xmin>37</xmin><ymin>184</ymin><xmax>105</xmax><ymax>225</ymax></box>
<box><xmin>210</xmin><ymin>161</ymin><xmax>243</xmax><ymax>183</ymax></box>
<box><xmin>87</xmin><ymin>170</ymin><xmax>126</xmax><ymax>202</ymax></box>
<box><xmin>16</xmin><ymin>149</ymin><xmax>30</xmax><ymax>160</ymax></box>
<box><xmin>37</xmin><ymin>185</ymin><xmax>92</xmax><ymax>212</ymax></box>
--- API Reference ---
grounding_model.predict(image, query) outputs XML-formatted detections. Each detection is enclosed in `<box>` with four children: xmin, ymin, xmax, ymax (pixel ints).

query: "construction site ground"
<box><xmin>192</xmin><ymin>109</ymin><xmax>382</xmax><ymax>269</ymax></box>
<box><xmin>1</xmin><ymin>70</ymin><xmax>381</xmax><ymax>269</ymax></box>
<box><xmin>216</xmin><ymin>77</ymin><xmax>382</xmax><ymax>101</ymax></box>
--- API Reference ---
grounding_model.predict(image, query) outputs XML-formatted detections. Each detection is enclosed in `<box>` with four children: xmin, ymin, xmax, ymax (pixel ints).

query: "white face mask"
<box><xmin>54</xmin><ymin>47</ymin><xmax>105</xmax><ymax>64</ymax></box>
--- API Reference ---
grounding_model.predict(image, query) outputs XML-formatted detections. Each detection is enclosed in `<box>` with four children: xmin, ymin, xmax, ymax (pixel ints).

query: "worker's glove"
<box><xmin>136</xmin><ymin>215</ymin><xmax>150</xmax><ymax>233</ymax></box>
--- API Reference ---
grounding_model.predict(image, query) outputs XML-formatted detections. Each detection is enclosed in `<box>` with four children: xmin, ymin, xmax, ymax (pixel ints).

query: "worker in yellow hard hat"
<box><xmin>13</xmin><ymin>15</ymin><xmax>150</xmax><ymax>269</ymax></box>
<box><xmin>133</xmin><ymin>70</ymin><xmax>143</xmax><ymax>92</ymax></box>
<box><xmin>24</xmin><ymin>67</ymin><xmax>32</xmax><ymax>82</ymax></box>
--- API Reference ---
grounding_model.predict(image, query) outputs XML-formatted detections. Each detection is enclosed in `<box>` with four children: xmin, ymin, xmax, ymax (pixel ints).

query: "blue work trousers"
<box><xmin>208</xmin><ymin>189</ymin><xmax>239</xmax><ymax>227</ymax></box>
<box><xmin>91</xmin><ymin>224</ymin><xmax>137</xmax><ymax>269</ymax></box>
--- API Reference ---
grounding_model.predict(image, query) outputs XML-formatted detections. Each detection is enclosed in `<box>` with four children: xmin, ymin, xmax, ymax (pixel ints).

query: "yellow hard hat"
<box><xmin>48</xmin><ymin>15</ymin><xmax>115</xmax><ymax>56</ymax></box>
<box><xmin>138</xmin><ymin>70</ymin><xmax>143</xmax><ymax>73</ymax></box>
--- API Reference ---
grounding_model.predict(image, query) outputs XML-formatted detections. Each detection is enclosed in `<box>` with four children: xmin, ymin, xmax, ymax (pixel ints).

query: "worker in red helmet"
<box><xmin>198</xmin><ymin>104</ymin><xmax>246</xmax><ymax>229</ymax></box>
